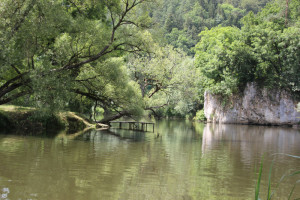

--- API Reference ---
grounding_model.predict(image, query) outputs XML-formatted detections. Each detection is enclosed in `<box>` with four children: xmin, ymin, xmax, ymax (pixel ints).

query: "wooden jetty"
<box><xmin>109</xmin><ymin>121</ymin><xmax>155</xmax><ymax>132</ymax></box>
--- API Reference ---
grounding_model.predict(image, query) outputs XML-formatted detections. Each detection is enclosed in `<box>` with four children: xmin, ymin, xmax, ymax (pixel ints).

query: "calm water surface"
<box><xmin>0</xmin><ymin>120</ymin><xmax>299</xmax><ymax>200</ymax></box>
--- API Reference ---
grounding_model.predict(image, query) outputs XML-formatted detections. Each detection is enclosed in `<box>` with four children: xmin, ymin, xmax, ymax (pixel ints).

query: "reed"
<box><xmin>255</xmin><ymin>155</ymin><xmax>300</xmax><ymax>200</ymax></box>
<box><xmin>255</xmin><ymin>156</ymin><xmax>264</xmax><ymax>200</ymax></box>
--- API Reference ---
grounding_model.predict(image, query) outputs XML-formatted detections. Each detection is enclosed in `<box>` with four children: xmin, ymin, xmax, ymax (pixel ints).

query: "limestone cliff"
<box><xmin>204</xmin><ymin>83</ymin><xmax>300</xmax><ymax>125</ymax></box>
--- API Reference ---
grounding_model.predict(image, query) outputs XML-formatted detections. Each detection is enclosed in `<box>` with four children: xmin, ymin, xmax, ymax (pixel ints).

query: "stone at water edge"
<box><xmin>204</xmin><ymin>82</ymin><xmax>300</xmax><ymax>125</ymax></box>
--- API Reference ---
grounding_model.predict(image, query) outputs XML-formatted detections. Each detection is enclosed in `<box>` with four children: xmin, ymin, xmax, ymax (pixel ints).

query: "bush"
<box><xmin>194</xmin><ymin>109</ymin><xmax>206</xmax><ymax>121</ymax></box>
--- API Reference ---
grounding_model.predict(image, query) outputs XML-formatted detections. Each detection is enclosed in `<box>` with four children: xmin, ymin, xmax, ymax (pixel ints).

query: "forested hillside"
<box><xmin>0</xmin><ymin>0</ymin><xmax>299</xmax><ymax>123</ymax></box>
<box><xmin>150</xmin><ymin>0</ymin><xmax>270</xmax><ymax>55</ymax></box>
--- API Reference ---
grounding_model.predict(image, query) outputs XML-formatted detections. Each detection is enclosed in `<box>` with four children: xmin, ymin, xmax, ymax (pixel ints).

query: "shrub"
<box><xmin>194</xmin><ymin>109</ymin><xmax>206</xmax><ymax>121</ymax></box>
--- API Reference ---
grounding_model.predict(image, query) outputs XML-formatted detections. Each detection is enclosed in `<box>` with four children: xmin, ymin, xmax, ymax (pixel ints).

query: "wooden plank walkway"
<box><xmin>109</xmin><ymin>121</ymin><xmax>155</xmax><ymax>132</ymax></box>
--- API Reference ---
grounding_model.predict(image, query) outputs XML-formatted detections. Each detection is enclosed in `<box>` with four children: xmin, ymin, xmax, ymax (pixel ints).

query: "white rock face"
<box><xmin>204</xmin><ymin>83</ymin><xmax>300</xmax><ymax>125</ymax></box>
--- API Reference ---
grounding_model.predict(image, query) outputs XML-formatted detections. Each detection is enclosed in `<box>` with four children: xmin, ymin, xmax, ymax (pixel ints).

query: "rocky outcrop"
<box><xmin>204</xmin><ymin>83</ymin><xmax>300</xmax><ymax>125</ymax></box>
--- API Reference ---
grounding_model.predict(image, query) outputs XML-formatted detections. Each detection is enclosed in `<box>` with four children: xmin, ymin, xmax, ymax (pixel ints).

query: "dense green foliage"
<box><xmin>150</xmin><ymin>0</ymin><xmax>270</xmax><ymax>55</ymax></box>
<box><xmin>0</xmin><ymin>105</ymin><xmax>65</xmax><ymax>133</ymax></box>
<box><xmin>194</xmin><ymin>109</ymin><xmax>206</xmax><ymax>121</ymax></box>
<box><xmin>0</xmin><ymin>0</ymin><xmax>299</xmax><ymax>122</ymax></box>
<box><xmin>127</xmin><ymin>45</ymin><xmax>199</xmax><ymax>117</ymax></box>
<box><xmin>0</xmin><ymin>0</ymin><xmax>153</xmax><ymax>119</ymax></box>
<box><xmin>195</xmin><ymin>0</ymin><xmax>300</xmax><ymax>97</ymax></box>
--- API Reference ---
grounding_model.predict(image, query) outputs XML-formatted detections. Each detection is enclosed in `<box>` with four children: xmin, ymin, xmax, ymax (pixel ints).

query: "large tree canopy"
<box><xmin>0</xmin><ymin>0</ymin><xmax>201</xmax><ymax>121</ymax></box>
<box><xmin>127</xmin><ymin>45</ymin><xmax>199</xmax><ymax>117</ymax></box>
<box><xmin>0</xmin><ymin>0</ymin><xmax>152</xmax><ymax>112</ymax></box>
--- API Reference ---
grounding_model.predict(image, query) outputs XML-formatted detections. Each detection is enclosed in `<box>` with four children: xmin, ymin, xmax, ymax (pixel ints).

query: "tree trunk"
<box><xmin>98</xmin><ymin>110</ymin><xmax>130</xmax><ymax>124</ymax></box>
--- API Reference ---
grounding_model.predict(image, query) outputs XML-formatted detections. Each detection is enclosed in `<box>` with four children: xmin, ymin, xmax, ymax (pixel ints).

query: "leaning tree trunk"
<box><xmin>98</xmin><ymin>110</ymin><xmax>130</xmax><ymax>125</ymax></box>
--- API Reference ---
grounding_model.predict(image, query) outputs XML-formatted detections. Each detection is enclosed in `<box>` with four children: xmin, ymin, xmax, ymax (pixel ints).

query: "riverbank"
<box><xmin>0</xmin><ymin>105</ymin><xmax>94</xmax><ymax>135</ymax></box>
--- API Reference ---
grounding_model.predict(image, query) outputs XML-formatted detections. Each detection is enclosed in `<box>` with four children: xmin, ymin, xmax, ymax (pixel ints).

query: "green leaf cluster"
<box><xmin>195</xmin><ymin>0</ymin><xmax>300</xmax><ymax>97</ymax></box>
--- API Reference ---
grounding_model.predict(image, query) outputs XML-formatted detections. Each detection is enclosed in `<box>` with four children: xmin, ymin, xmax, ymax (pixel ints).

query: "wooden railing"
<box><xmin>109</xmin><ymin>121</ymin><xmax>155</xmax><ymax>132</ymax></box>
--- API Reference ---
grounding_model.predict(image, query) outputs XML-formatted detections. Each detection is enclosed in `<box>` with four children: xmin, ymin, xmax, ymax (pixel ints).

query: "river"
<box><xmin>0</xmin><ymin>120</ymin><xmax>299</xmax><ymax>200</ymax></box>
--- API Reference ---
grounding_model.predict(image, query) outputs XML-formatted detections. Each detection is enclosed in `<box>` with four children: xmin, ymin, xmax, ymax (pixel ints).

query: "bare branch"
<box><xmin>0</xmin><ymin>72</ymin><xmax>28</xmax><ymax>93</ymax></box>
<box><xmin>98</xmin><ymin>110</ymin><xmax>131</xmax><ymax>124</ymax></box>
<box><xmin>148</xmin><ymin>83</ymin><xmax>162</xmax><ymax>98</ymax></box>
<box><xmin>68</xmin><ymin>0</ymin><xmax>83</xmax><ymax>14</ymax></box>
<box><xmin>10</xmin><ymin>65</ymin><xmax>21</xmax><ymax>74</ymax></box>
<box><xmin>0</xmin><ymin>91</ymin><xmax>31</xmax><ymax>105</ymax></box>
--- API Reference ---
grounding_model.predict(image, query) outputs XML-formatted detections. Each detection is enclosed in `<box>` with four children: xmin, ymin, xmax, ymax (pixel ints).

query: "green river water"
<box><xmin>0</xmin><ymin>120</ymin><xmax>299</xmax><ymax>200</ymax></box>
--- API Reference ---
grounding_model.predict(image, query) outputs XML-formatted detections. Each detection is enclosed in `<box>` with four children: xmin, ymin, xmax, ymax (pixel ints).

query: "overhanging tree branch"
<box><xmin>0</xmin><ymin>91</ymin><xmax>31</xmax><ymax>105</ymax></box>
<box><xmin>60</xmin><ymin>0</ymin><xmax>148</xmax><ymax>71</ymax></box>
<box><xmin>98</xmin><ymin>110</ymin><xmax>131</xmax><ymax>124</ymax></box>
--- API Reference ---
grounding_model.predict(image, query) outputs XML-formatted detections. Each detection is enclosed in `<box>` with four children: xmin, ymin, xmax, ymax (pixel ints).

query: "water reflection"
<box><xmin>0</xmin><ymin>121</ymin><xmax>299</xmax><ymax>200</ymax></box>
<box><xmin>201</xmin><ymin>124</ymin><xmax>300</xmax><ymax>199</ymax></box>
<box><xmin>202</xmin><ymin>124</ymin><xmax>300</xmax><ymax>170</ymax></box>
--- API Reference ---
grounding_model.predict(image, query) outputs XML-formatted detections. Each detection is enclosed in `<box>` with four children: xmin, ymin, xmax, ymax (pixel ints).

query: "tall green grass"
<box><xmin>255</xmin><ymin>156</ymin><xmax>264</xmax><ymax>200</ymax></box>
<box><xmin>255</xmin><ymin>154</ymin><xmax>300</xmax><ymax>200</ymax></box>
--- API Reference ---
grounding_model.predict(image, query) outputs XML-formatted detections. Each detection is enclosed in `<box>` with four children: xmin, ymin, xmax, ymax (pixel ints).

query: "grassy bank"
<box><xmin>0</xmin><ymin>105</ymin><xmax>94</xmax><ymax>135</ymax></box>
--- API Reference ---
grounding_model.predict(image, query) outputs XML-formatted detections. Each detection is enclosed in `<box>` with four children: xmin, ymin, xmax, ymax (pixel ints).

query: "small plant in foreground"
<box><xmin>255</xmin><ymin>154</ymin><xmax>300</xmax><ymax>200</ymax></box>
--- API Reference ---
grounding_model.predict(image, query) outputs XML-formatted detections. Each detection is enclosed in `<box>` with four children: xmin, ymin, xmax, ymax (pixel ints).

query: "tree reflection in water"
<box><xmin>0</xmin><ymin>120</ymin><xmax>299</xmax><ymax>199</ymax></box>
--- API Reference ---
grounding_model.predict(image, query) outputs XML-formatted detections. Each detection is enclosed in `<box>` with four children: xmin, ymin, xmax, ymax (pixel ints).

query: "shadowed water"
<box><xmin>0</xmin><ymin>120</ymin><xmax>299</xmax><ymax>199</ymax></box>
